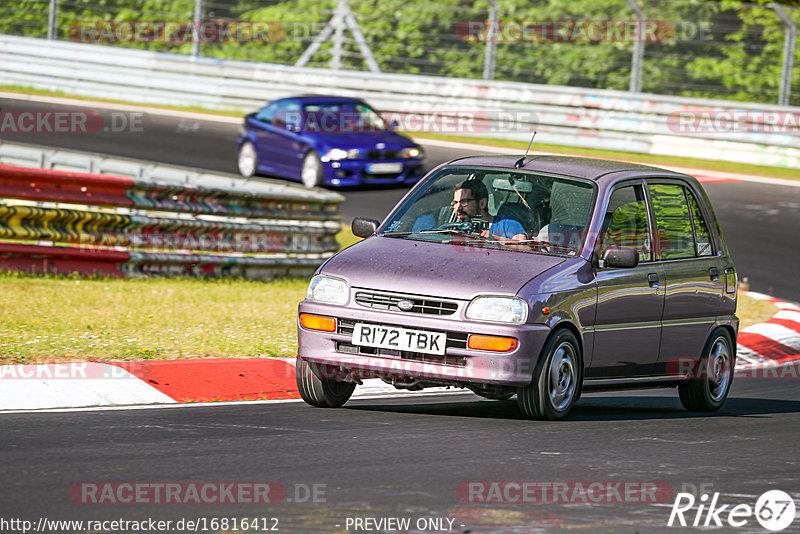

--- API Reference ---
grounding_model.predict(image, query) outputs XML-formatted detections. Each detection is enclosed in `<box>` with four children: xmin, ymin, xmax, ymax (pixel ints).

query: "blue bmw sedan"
<box><xmin>237</xmin><ymin>96</ymin><xmax>425</xmax><ymax>188</ymax></box>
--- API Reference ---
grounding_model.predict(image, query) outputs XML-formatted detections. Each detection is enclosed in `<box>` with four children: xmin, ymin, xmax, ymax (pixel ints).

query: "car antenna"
<box><xmin>514</xmin><ymin>131</ymin><xmax>537</xmax><ymax>168</ymax></box>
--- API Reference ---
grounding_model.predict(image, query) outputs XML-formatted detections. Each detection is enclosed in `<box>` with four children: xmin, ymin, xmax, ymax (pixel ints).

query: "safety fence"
<box><xmin>1</xmin><ymin>35</ymin><xmax>799</xmax><ymax>169</ymax></box>
<box><xmin>0</xmin><ymin>163</ymin><xmax>343</xmax><ymax>279</ymax></box>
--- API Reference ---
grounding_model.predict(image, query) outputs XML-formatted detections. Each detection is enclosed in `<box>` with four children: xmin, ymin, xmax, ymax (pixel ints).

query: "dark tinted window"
<box><xmin>649</xmin><ymin>183</ymin><xmax>695</xmax><ymax>260</ymax></box>
<box><xmin>602</xmin><ymin>185</ymin><xmax>652</xmax><ymax>261</ymax></box>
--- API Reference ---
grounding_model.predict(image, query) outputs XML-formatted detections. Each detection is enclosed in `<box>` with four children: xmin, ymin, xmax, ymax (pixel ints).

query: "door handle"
<box><xmin>648</xmin><ymin>273</ymin><xmax>659</xmax><ymax>288</ymax></box>
<box><xmin>709</xmin><ymin>267</ymin><xmax>720</xmax><ymax>281</ymax></box>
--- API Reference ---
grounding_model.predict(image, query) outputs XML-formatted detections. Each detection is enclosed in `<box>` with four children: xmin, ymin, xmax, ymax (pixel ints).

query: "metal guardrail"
<box><xmin>1</xmin><ymin>34</ymin><xmax>799</xmax><ymax>169</ymax></box>
<box><xmin>0</xmin><ymin>143</ymin><xmax>344</xmax><ymax>280</ymax></box>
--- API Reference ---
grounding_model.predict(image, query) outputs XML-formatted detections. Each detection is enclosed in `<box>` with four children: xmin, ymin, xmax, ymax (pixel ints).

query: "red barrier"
<box><xmin>0</xmin><ymin>165</ymin><xmax>135</xmax><ymax>207</ymax></box>
<box><xmin>0</xmin><ymin>242</ymin><xmax>128</xmax><ymax>277</ymax></box>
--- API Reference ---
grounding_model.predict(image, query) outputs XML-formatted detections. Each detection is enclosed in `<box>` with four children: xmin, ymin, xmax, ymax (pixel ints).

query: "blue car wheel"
<box><xmin>238</xmin><ymin>141</ymin><xmax>257</xmax><ymax>178</ymax></box>
<box><xmin>302</xmin><ymin>150</ymin><xmax>323</xmax><ymax>188</ymax></box>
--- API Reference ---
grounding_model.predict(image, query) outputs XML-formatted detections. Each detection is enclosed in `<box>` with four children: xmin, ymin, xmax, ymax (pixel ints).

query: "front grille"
<box><xmin>354</xmin><ymin>291</ymin><xmax>458</xmax><ymax>316</ymax></box>
<box><xmin>366</xmin><ymin>149</ymin><xmax>399</xmax><ymax>160</ymax></box>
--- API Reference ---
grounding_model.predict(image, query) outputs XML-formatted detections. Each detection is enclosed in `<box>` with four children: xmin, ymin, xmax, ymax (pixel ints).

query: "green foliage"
<box><xmin>1</xmin><ymin>0</ymin><xmax>797</xmax><ymax>104</ymax></box>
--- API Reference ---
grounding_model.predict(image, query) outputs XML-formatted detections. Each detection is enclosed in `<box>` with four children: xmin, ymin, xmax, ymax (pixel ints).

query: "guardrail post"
<box><xmin>483</xmin><ymin>0</ymin><xmax>499</xmax><ymax>81</ymax></box>
<box><xmin>191</xmin><ymin>0</ymin><xmax>203</xmax><ymax>58</ymax></box>
<box><xmin>296</xmin><ymin>0</ymin><xmax>380</xmax><ymax>72</ymax></box>
<box><xmin>771</xmin><ymin>3</ymin><xmax>796</xmax><ymax>106</ymax></box>
<box><xmin>330</xmin><ymin>0</ymin><xmax>346</xmax><ymax>70</ymax></box>
<box><xmin>47</xmin><ymin>0</ymin><xmax>58</xmax><ymax>40</ymax></box>
<box><xmin>626</xmin><ymin>0</ymin><xmax>645</xmax><ymax>93</ymax></box>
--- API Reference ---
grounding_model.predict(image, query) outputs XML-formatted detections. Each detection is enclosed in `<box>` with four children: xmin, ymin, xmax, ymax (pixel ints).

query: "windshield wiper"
<box><xmin>514</xmin><ymin>239</ymin><xmax>577</xmax><ymax>254</ymax></box>
<box><xmin>380</xmin><ymin>229</ymin><xmax>470</xmax><ymax>237</ymax></box>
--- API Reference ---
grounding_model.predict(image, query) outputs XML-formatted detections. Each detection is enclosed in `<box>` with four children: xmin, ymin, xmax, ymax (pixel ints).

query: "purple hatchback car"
<box><xmin>296</xmin><ymin>155</ymin><xmax>738</xmax><ymax>419</ymax></box>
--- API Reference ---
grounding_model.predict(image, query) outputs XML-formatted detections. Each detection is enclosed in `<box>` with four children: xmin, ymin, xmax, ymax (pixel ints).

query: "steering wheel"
<box><xmin>439</xmin><ymin>219</ymin><xmax>489</xmax><ymax>234</ymax></box>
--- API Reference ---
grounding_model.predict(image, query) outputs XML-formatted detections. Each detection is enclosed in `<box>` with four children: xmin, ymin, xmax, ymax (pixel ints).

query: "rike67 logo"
<box><xmin>668</xmin><ymin>490</ymin><xmax>796</xmax><ymax>531</ymax></box>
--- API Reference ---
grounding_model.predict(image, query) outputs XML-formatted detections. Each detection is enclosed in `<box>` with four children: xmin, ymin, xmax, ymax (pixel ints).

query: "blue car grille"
<box><xmin>366</xmin><ymin>149</ymin><xmax>399</xmax><ymax>160</ymax></box>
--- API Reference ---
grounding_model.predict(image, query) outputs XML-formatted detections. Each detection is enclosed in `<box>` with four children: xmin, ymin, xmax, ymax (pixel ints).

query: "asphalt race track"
<box><xmin>1</xmin><ymin>96</ymin><xmax>798</xmax><ymax>302</ymax></box>
<box><xmin>1</xmin><ymin>96</ymin><xmax>800</xmax><ymax>534</ymax></box>
<box><xmin>2</xmin><ymin>378</ymin><xmax>800</xmax><ymax>534</ymax></box>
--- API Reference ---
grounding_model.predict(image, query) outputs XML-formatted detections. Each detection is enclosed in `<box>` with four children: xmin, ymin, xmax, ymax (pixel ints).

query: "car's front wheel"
<box><xmin>237</xmin><ymin>141</ymin><xmax>258</xmax><ymax>177</ymax></box>
<box><xmin>678</xmin><ymin>328</ymin><xmax>734</xmax><ymax>412</ymax></box>
<box><xmin>301</xmin><ymin>150</ymin><xmax>324</xmax><ymax>188</ymax></box>
<box><xmin>517</xmin><ymin>329</ymin><xmax>581</xmax><ymax>420</ymax></box>
<box><xmin>296</xmin><ymin>357</ymin><xmax>355</xmax><ymax>408</ymax></box>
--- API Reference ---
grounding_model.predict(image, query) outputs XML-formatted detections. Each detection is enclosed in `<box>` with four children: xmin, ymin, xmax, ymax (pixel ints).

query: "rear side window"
<box><xmin>649</xmin><ymin>183</ymin><xmax>712</xmax><ymax>260</ymax></box>
<box><xmin>688</xmin><ymin>192</ymin><xmax>714</xmax><ymax>256</ymax></box>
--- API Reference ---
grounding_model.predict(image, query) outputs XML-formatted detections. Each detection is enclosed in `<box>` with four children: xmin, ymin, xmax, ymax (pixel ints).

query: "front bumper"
<box><xmin>321</xmin><ymin>159</ymin><xmax>424</xmax><ymax>186</ymax></box>
<box><xmin>297</xmin><ymin>299</ymin><xmax>551</xmax><ymax>387</ymax></box>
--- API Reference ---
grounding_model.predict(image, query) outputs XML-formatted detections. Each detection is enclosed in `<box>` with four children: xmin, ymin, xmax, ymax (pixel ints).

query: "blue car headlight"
<box><xmin>322</xmin><ymin>148</ymin><xmax>363</xmax><ymax>162</ymax></box>
<box><xmin>400</xmin><ymin>146</ymin><xmax>424</xmax><ymax>159</ymax></box>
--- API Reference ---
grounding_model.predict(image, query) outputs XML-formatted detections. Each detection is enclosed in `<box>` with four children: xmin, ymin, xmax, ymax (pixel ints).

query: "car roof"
<box><xmin>445</xmin><ymin>155</ymin><xmax>694</xmax><ymax>183</ymax></box>
<box><xmin>283</xmin><ymin>95</ymin><xmax>364</xmax><ymax>105</ymax></box>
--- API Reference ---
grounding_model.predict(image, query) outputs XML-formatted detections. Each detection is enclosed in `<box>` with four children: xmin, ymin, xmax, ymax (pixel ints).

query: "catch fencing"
<box><xmin>1</xmin><ymin>34</ymin><xmax>799</xmax><ymax>169</ymax></box>
<box><xmin>0</xmin><ymin>144</ymin><xmax>343</xmax><ymax>279</ymax></box>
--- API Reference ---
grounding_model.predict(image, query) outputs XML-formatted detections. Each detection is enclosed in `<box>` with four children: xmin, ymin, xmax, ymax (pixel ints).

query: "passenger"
<box><xmin>452</xmin><ymin>180</ymin><xmax>527</xmax><ymax>242</ymax></box>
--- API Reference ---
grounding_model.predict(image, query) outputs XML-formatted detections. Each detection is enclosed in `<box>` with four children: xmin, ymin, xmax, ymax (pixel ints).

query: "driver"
<box><xmin>452</xmin><ymin>180</ymin><xmax>527</xmax><ymax>241</ymax></box>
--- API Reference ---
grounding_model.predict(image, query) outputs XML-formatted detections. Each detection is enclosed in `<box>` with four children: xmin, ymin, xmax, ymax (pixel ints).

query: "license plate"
<box><xmin>366</xmin><ymin>162</ymin><xmax>403</xmax><ymax>174</ymax></box>
<box><xmin>352</xmin><ymin>323</ymin><xmax>446</xmax><ymax>355</ymax></box>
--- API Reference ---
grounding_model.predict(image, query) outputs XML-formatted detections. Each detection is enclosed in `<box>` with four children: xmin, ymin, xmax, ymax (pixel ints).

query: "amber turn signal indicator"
<box><xmin>299</xmin><ymin>313</ymin><xmax>337</xmax><ymax>332</ymax></box>
<box><xmin>467</xmin><ymin>334</ymin><xmax>518</xmax><ymax>352</ymax></box>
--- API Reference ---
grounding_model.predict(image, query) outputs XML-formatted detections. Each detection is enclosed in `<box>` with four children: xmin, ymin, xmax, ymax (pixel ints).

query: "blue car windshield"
<box><xmin>302</xmin><ymin>102</ymin><xmax>387</xmax><ymax>133</ymax></box>
<box><xmin>379</xmin><ymin>167</ymin><xmax>596</xmax><ymax>256</ymax></box>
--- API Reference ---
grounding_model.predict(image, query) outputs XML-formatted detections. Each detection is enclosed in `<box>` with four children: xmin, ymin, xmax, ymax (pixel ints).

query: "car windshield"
<box><xmin>379</xmin><ymin>167</ymin><xmax>595</xmax><ymax>256</ymax></box>
<box><xmin>301</xmin><ymin>101</ymin><xmax>387</xmax><ymax>133</ymax></box>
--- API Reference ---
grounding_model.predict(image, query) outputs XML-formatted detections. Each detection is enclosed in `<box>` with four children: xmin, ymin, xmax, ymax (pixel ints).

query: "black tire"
<box><xmin>296</xmin><ymin>357</ymin><xmax>355</xmax><ymax>408</ymax></box>
<box><xmin>301</xmin><ymin>150</ymin><xmax>323</xmax><ymax>188</ymax></box>
<box><xmin>679</xmin><ymin>328</ymin><xmax>735</xmax><ymax>412</ymax></box>
<box><xmin>517</xmin><ymin>329</ymin><xmax>582</xmax><ymax>420</ymax></box>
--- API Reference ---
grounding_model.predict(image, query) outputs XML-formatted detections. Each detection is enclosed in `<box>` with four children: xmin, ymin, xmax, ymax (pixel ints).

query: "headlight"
<box><xmin>400</xmin><ymin>146</ymin><xmax>424</xmax><ymax>159</ymax></box>
<box><xmin>322</xmin><ymin>148</ymin><xmax>361</xmax><ymax>162</ymax></box>
<box><xmin>306</xmin><ymin>275</ymin><xmax>348</xmax><ymax>305</ymax></box>
<box><xmin>466</xmin><ymin>296</ymin><xmax>527</xmax><ymax>324</ymax></box>
<box><xmin>326</xmin><ymin>148</ymin><xmax>349</xmax><ymax>161</ymax></box>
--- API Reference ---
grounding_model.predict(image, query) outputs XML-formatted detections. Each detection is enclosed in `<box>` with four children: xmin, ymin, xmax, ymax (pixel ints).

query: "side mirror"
<box><xmin>351</xmin><ymin>217</ymin><xmax>380</xmax><ymax>238</ymax></box>
<box><xmin>601</xmin><ymin>246</ymin><xmax>639</xmax><ymax>269</ymax></box>
<box><xmin>390</xmin><ymin>120</ymin><xmax>400</xmax><ymax>130</ymax></box>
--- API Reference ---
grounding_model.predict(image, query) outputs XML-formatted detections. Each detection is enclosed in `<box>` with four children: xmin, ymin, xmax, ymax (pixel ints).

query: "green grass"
<box><xmin>0</xmin><ymin>273</ymin><xmax>308</xmax><ymax>364</ymax></box>
<box><xmin>0</xmin><ymin>269</ymin><xmax>776</xmax><ymax>365</ymax></box>
<box><xmin>3</xmin><ymin>84</ymin><xmax>798</xmax><ymax>180</ymax></box>
<box><xmin>412</xmin><ymin>132</ymin><xmax>800</xmax><ymax>181</ymax></box>
<box><xmin>737</xmin><ymin>293</ymin><xmax>778</xmax><ymax>330</ymax></box>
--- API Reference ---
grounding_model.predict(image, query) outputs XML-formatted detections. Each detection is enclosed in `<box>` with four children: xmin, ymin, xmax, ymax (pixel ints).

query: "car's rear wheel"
<box><xmin>517</xmin><ymin>329</ymin><xmax>581</xmax><ymax>420</ymax></box>
<box><xmin>237</xmin><ymin>141</ymin><xmax>258</xmax><ymax>177</ymax></box>
<box><xmin>679</xmin><ymin>328</ymin><xmax>734</xmax><ymax>412</ymax></box>
<box><xmin>301</xmin><ymin>150</ymin><xmax>323</xmax><ymax>188</ymax></box>
<box><xmin>296</xmin><ymin>357</ymin><xmax>355</xmax><ymax>408</ymax></box>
